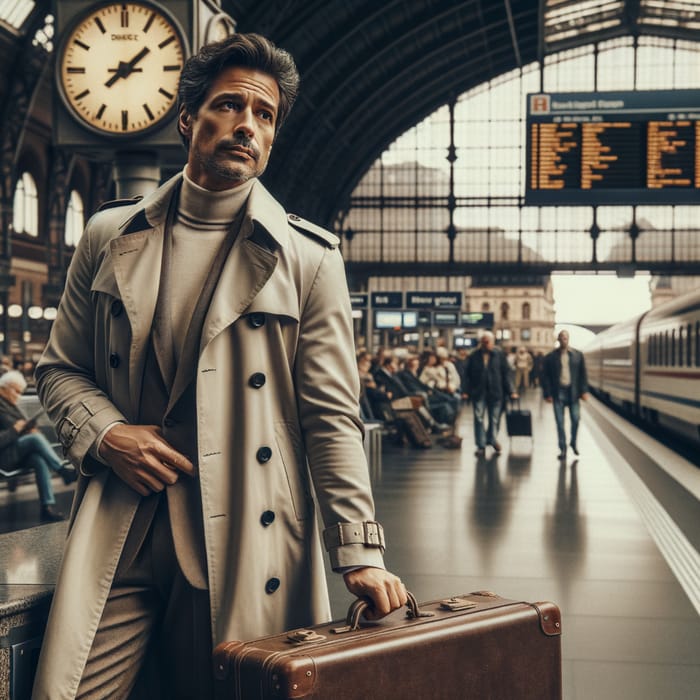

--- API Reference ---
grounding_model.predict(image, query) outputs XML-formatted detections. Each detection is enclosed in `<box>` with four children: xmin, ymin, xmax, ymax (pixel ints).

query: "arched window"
<box><xmin>12</xmin><ymin>172</ymin><xmax>39</xmax><ymax>237</ymax></box>
<box><xmin>501</xmin><ymin>302</ymin><xmax>509</xmax><ymax>321</ymax></box>
<box><xmin>65</xmin><ymin>190</ymin><xmax>85</xmax><ymax>246</ymax></box>
<box><xmin>481</xmin><ymin>302</ymin><xmax>490</xmax><ymax>312</ymax></box>
<box><xmin>522</xmin><ymin>302</ymin><xmax>531</xmax><ymax>320</ymax></box>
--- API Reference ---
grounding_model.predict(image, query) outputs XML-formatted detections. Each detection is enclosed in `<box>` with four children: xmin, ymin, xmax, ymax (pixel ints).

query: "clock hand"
<box><xmin>104</xmin><ymin>47</ymin><xmax>151</xmax><ymax>87</ymax></box>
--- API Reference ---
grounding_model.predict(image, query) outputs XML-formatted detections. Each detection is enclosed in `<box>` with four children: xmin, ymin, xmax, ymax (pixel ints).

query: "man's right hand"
<box><xmin>99</xmin><ymin>424</ymin><xmax>194</xmax><ymax>496</ymax></box>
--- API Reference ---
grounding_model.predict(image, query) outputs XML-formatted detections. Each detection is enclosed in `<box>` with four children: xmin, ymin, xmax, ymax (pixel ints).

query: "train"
<box><xmin>584</xmin><ymin>286</ymin><xmax>700</xmax><ymax>447</ymax></box>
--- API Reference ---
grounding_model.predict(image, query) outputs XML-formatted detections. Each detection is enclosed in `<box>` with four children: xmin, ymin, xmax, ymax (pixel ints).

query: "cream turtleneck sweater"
<box><xmin>169</xmin><ymin>169</ymin><xmax>255</xmax><ymax>362</ymax></box>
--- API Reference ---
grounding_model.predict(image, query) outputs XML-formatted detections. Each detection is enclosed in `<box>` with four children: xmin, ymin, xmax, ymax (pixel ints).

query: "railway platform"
<box><xmin>1</xmin><ymin>393</ymin><xmax>699</xmax><ymax>699</ymax></box>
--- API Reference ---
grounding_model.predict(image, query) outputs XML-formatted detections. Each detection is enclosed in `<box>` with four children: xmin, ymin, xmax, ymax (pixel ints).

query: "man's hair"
<box><xmin>177</xmin><ymin>33</ymin><xmax>300</xmax><ymax>148</ymax></box>
<box><xmin>0</xmin><ymin>369</ymin><xmax>26</xmax><ymax>391</ymax></box>
<box><xmin>479</xmin><ymin>330</ymin><xmax>495</xmax><ymax>342</ymax></box>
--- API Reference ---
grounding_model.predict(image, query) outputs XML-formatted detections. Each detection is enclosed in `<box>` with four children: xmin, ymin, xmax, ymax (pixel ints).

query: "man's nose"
<box><xmin>234</xmin><ymin>107</ymin><xmax>255</xmax><ymax>138</ymax></box>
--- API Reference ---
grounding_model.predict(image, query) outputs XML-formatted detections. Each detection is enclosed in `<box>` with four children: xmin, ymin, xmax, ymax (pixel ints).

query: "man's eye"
<box><xmin>259</xmin><ymin>110</ymin><xmax>273</xmax><ymax>122</ymax></box>
<box><xmin>222</xmin><ymin>101</ymin><xmax>240</xmax><ymax>111</ymax></box>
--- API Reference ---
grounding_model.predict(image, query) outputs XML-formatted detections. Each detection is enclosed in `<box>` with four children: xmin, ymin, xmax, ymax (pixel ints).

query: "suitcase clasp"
<box><xmin>287</xmin><ymin>629</ymin><xmax>326</xmax><ymax>644</ymax></box>
<box><xmin>439</xmin><ymin>596</ymin><xmax>478</xmax><ymax>612</ymax></box>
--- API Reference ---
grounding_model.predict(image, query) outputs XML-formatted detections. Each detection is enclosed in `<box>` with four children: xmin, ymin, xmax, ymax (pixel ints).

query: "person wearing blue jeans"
<box><xmin>542</xmin><ymin>330</ymin><xmax>589</xmax><ymax>460</ymax></box>
<box><xmin>0</xmin><ymin>370</ymin><xmax>77</xmax><ymax>521</ymax></box>
<box><xmin>462</xmin><ymin>331</ymin><xmax>518</xmax><ymax>457</ymax></box>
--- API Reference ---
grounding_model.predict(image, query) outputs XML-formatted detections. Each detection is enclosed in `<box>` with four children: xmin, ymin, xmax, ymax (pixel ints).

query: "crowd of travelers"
<box><xmin>357</xmin><ymin>340</ymin><xmax>546</xmax><ymax>451</ymax></box>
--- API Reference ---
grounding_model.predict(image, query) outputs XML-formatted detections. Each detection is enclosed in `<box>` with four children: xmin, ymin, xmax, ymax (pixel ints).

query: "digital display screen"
<box><xmin>526</xmin><ymin>90</ymin><xmax>700</xmax><ymax>205</ymax></box>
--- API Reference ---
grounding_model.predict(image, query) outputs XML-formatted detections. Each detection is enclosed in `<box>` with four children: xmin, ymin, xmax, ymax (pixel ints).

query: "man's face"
<box><xmin>480</xmin><ymin>335</ymin><xmax>494</xmax><ymax>352</ymax></box>
<box><xmin>180</xmin><ymin>66</ymin><xmax>279</xmax><ymax>191</ymax></box>
<box><xmin>558</xmin><ymin>330</ymin><xmax>570</xmax><ymax>350</ymax></box>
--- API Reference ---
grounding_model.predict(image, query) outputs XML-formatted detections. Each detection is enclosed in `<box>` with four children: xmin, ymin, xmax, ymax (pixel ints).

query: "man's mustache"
<box><xmin>218</xmin><ymin>136</ymin><xmax>260</xmax><ymax>160</ymax></box>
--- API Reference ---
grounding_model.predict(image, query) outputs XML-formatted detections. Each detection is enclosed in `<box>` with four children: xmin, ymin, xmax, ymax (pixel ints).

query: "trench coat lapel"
<box><xmin>104</xmin><ymin>175</ymin><xmax>181</xmax><ymax>418</ymax></box>
<box><xmin>199</xmin><ymin>181</ymin><xmax>298</xmax><ymax>350</ymax></box>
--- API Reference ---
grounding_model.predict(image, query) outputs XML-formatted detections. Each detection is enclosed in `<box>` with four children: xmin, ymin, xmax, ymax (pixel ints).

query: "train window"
<box><xmin>678</xmin><ymin>327</ymin><xmax>684</xmax><ymax>367</ymax></box>
<box><xmin>688</xmin><ymin>323</ymin><xmax>693</xmax><ymax>368</ymax></box>
<box><xmin>671</xmin><ymin>329</ymin><xmax>676</xmax><ymax>367</ymax></box>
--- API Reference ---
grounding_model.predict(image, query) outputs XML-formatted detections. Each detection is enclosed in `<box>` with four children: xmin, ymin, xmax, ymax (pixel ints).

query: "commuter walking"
<box><xmin>542</xmin><ymin>330</ymin><xmax>589</xmax><ymax>460</ymax></box>
<box><xmin>32</xmin><ymin>33</ymin><xmax>405</xmax><ymax>699</ymax></box>
<box><xmin>462</xmin><ymin>331</ymin><xmax>517</xmax><ymax>456</ymax></box>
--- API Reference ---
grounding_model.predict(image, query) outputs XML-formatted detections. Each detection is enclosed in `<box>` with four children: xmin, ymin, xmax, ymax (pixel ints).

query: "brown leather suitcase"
<box><xmin>213</xmin><ymin>591</ymin><xmax>562</xmax><ymax>699</ymax></box>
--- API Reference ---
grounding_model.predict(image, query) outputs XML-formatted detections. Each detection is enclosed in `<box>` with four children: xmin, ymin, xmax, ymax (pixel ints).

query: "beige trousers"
<box><xmin>75</xmin><ymin>498</ymin><xmax>213</xmax><ymax>700</ymax></box>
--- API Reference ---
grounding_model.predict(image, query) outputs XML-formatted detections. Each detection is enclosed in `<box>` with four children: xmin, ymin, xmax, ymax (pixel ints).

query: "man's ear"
<box><xmin>178</xmin><ymin>108</ymin><xmax>192</xmax><ymax>138</ymax></box>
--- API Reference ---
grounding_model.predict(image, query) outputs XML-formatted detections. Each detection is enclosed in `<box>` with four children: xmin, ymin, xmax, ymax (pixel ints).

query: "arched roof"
<box><xmin>230</xmin><ymin>0</ymin><xmax>540</xmax><ymax>224</ymax></box>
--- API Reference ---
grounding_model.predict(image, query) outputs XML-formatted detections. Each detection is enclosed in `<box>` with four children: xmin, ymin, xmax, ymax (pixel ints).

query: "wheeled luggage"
<box><xmin>505</xmin><ymin>398</ymin><xmax>533</xmax><ymax>439</ymax></box>
<box><xmin>213</xmin><ymin>591</ymin><xmax>562</xmax><ymax>699</ymax></box>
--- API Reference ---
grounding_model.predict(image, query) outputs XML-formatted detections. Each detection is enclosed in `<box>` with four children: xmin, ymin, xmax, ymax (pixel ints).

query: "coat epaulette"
<box><xmin>287</xmin><ymin>213</ymin><xmax>339</xmax><ymax>249</ymax></box>
<box><xmin>96</xmin><ymin>195</ymin><xmax>144</xmax><ymax>212</ymax></box>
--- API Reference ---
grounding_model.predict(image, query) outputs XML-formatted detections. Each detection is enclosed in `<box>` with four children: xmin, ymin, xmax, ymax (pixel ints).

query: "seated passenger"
<box><xmin>0</xmin><ymin>370</ymin><xmax>77</xmax><ymax>521</ymax></box>
<box><xmin>396</xmin><ymin>355</ymin><xmax>458</xmax><ymax>425</ymax></box>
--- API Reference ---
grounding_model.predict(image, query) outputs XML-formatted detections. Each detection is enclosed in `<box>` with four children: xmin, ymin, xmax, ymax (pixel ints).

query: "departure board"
<box><xmin>526</xmin><ymin>90</ymin><xmax>700</xmax><ymax>205</ymax></box>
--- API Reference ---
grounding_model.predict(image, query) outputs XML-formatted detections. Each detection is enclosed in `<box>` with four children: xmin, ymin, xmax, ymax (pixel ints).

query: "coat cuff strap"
<box><xmin>323</xmin><ymin>521</ymin><xmax>386</xmax><ymax>552</ymax></box>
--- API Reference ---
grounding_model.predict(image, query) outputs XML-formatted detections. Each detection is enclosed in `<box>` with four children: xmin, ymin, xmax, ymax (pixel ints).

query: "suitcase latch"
<box><xmin>440</xmin><ymin>597</ymin><xmax>478</xmax><ymax>611</ymax></box>
<box><xmin>287</xmin><ymin>629</ymin><xmax>326</xmax><ymax>644</ymax></box>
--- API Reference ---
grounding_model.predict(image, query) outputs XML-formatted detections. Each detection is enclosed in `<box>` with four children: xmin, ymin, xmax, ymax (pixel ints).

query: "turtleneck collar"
<box><xmin>180</xmin><ymin>167</ymin><xmax>255</xmax><ymax>226</ymax></box>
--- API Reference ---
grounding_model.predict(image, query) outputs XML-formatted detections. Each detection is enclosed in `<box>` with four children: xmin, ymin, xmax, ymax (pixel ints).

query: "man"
<box><xmin>32</xmin><ymin>34</ymin><xmax>405</xmax><ymax>699</ymax></box>
<box><xmin>462</xmin><ymin>331</ymin><xmax>517</xmax><ymax>457</ymax></box>
<box><xmin>542</xmin><ymin>329</ymin><xmax>589</xmax><ymax>460</ymax></box>
<box><xmin>0</xmin><ymin>370</ymin><xmax>77</xmax><ymax>521</ymax></box>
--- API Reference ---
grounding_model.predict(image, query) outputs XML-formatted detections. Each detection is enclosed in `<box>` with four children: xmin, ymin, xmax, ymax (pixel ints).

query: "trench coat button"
<box><xmin>248</xmin><ymin>313</ymin><xmax>266</xmax><ymax>328</ymax></box>
<box><xmin>109</xmin><ymin>353</ymin><xmax>120</xmax><ymax>368</ymax></box>
<box><xmin>256</xmin><ymin>446</ymin><xmax>272</xmax><ymax>463</ymax></box>
<box><xmin>288</xmin><ymin>214</ymin><xmax>301</xmax><ymax>222</ymax></box>
<box><xmin>249</xmin><ymin>372</ymin><xmax>266</xmax><ymax>388</ymax></box>
<box><xmin>260</xmin><ymin>510</ymin><xmax>276</xmax><ymax>527</ymax></box>
<box><xmin>110</xmin><ymin>299</ymin><xmax>124</xmax><ymax>317</ymax></box>
<box><xmin>265</xmin><ymin>577</ymin><xmax>281</xmax><ymax>594</ymax></box>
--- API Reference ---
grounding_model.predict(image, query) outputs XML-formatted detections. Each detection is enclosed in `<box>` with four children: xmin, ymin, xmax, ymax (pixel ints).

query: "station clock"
<box><xmin>56</xmin><ymin>1</ymin><xmax>187</xmax><ymax>136</ymax></box>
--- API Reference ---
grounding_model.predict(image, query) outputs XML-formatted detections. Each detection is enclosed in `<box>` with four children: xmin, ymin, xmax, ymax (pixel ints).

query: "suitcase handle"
<box><xmin>338</xmin><ymin>591</ymin><xmax>432</xmax><ymax>633</ymax></box>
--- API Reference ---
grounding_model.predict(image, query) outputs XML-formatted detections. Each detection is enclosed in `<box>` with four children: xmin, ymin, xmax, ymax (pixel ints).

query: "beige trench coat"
<box><xmin>32</xmin><ymin>175</ymin><xmax>385</xmax><ymax>699</ymax></box>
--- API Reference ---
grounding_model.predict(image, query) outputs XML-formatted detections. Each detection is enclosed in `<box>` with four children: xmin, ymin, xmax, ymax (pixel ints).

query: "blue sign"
<box><xmin>406</xmin><ymin>292</ymin><xmax>462</xmax><ymax>309</ymax></box>
<box><xmin>371</xmin><ymin>292</ymin><xmax>403</xmax><ymax>308</ymax></box>
<box><xmin>461</xmin><ymin>312</ymin><xmax>494</xmax><ymax>328</ymax></box>
<box><xmin>350</xmin><ymin>294</ymin><xmax>368</xmax><ymax>307</ymax></box>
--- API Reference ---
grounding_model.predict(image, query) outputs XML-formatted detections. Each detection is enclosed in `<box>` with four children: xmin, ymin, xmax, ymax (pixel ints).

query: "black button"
<box><xmin>260</xmin><ymin>510</ymin><xmax>275</xmax><ymax>527</ymax></box>
<box><xmin>110</xmin><ymin>299</ymin><xmax>124</xmax><ymax>317</ymax></box>
<box><xmin>265</xmin><ymin>577</ymin><xmax>280</xmax><ymax>594</ymax></box>
<box><xmin>256</xmin><ymin>446</ymin><xmax>272</xmax><ymax>463</ymax></box>
<box><xmin>248</xmin><ymin>313</ymin><xmax>266</xmax><ymax>328</ymax></box>
<box><xmin>249</xmin><ymin>372</ymin><xmax>266</xmax><ymax>388</ymax></box>
<box><xmin>288</xmin><ymin>214</ymin><xmax>301</xmax><ymax>221</ymax></box>
<box><xmin>109</xmin><ymin>353</ymin><xmax>120</xmax><ymax>368</ymax></box>
<box><xmin>163</xmin><ymin>417</ymin><xmax>176</xmax><ymax>428</ymax></box>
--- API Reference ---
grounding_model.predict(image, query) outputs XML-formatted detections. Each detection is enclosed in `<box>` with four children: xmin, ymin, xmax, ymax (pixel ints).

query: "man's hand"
<box><xmin>99</xmin><ymin>424</ymin><xmax>194</xmax><ymax>496</ymax></box>
<box><xmin>510</xmin><ymin>392</ymin><xmax>519</xmax><ymax>400</ymax></box>
<box><xmin>544</xmin><ymin>397</ymin><xmax>553</xmax><ymax>403</ymax></box>
<box><xmin>343</xmin><ymin>567</ymin><xmax>407</xmax><ymax>620</ymax></box>
<box><xmin>580</xmin><ymin>392</ymin><xmax>589</xmax><ymax>401</ymax></box>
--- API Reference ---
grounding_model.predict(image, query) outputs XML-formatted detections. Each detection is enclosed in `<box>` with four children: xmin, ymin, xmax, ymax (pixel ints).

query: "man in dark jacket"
<box><xmin>541</xmin><ymin>329</ymin><xmax>589</xmax><ymax>459</ymax></box>
<box><xmin>462</xmin><ymin>331</ymin><xmax>517</xmax><ymax>456</ymax></box>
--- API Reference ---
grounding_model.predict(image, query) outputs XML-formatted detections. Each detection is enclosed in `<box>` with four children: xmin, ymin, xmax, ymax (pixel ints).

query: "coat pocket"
<box><xmin>274</xmin><ymin>421</ymin><xmax>312</xmax><ymax>521</ymax></box>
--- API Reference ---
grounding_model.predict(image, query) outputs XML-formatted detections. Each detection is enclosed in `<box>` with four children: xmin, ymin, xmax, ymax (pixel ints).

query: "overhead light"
<box><xmin>8</xmin><ymin>304</ymin><xmax>23</xmax><ymax>318</ymax></box>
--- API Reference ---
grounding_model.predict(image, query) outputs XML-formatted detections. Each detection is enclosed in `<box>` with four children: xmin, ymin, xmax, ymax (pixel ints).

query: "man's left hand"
<box><xmin>342</xmin><ymin>567</ymin><xmax>407</xmax><ymax>620</ymax></box>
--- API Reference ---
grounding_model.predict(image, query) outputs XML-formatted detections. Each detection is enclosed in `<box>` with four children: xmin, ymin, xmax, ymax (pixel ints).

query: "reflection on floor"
<box><xmin>1</xmin><ymin>392</ymin><xmax>698</xmax><ymax>699</ymax></box>
<box><xmin>326</xmin><ymin>392</ymin><xmax>700</xmax><ymax>700</ymax></box>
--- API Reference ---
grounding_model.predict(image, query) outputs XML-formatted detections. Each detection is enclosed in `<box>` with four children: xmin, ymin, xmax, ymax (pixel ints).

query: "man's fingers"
<box><xmin>158</xmin><ymin>446</ymin><xmax>194</xmax><ymax>476</ymax></box>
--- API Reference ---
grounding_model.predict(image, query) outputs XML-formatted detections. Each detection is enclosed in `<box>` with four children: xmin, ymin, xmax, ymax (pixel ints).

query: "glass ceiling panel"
<box><xmin>543</xmin><ymin>0</ymin><xmax>626</xmax><ymax>49</ymax></box>
<box><xmin>638</xmin><ymin>0</ymin><xmax>700</xmax><ymax>31</ymax></box>
<box><xmin>0</xmin><ymin>0</ymin><xmax>35</xmax><ymax>32</ymax></box>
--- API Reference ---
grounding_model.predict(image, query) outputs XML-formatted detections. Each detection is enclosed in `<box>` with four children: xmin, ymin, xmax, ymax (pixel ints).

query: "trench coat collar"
<box><xmin>117</xmin><ymin>172</ymin><xmax>291</xmax><ymax>251</ymax></box>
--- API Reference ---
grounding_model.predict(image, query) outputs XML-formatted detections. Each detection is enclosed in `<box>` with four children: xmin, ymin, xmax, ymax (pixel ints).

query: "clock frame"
<box><xmin>56</xmin><ymin>1</ymin><xmax>188</xmax><ymax>137</ymax></box>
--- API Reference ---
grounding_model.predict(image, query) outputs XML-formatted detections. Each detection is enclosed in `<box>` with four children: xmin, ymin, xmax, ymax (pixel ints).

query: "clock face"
<box><xmin>57</xmin><ymin>2</ymin><xmax>186</xmax><ymax>136</ymax></box>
